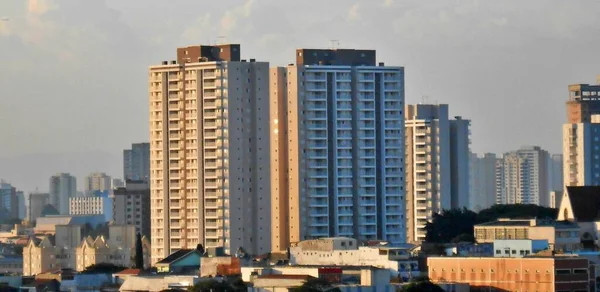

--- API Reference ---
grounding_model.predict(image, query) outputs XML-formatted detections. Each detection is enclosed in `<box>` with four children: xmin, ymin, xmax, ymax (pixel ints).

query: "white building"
<box><xmin>49</xmin><ymin>173</ymin><xmax>77</xmax><ymax>214</ymax></box>
<box><xmin>405</xmin><ymin>104</ymin><xmax>470</xmax><ymax>242</ymax></box>
<box><xmin>149</xmin><ymin>44</ymin><xmax>271</xmax><ymax>263</ymax></box>
<box><xmin>270</xmin><ymin>49</ymin><xmax>406</xmax><ymax>251</ymax></box>
<box><xmin>289</xmin><ymin>237</ymin><xmax>418</xmax><ymax>278</ymax></box>
<box><xmin>69</xmin><ymin>195</ymin><xmax>113</xmax><ymax>221</ymax></box>
<box><xmin>496</xmin><ymin>146</ymin><xmax>550</xmax><ymax>206</ymax></box>
<box><xmin>469</xmin><ymin>153</ymin><xmax>498</xmax><ymax>211</ymax></box>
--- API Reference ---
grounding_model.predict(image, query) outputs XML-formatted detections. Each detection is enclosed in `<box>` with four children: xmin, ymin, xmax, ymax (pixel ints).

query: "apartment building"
<box><xmin>113</xmin><ymin>181</ymin><xmax>150</xmax><ymax>237</ymax></box>
<box><xmin>124</xmin><ymin>143</ymin><xmax>150</xmax><ymax>182</ymax></box>
<box><xmin>496</xmin><ymin>146</ymin><xmax>550</xmax><ymax>206</ymax></box>
<box><xmin>0</xmin><ymin>181</ymin><xmax>18</xmax><ymax>219</ymax></box>
<box><xmin>428</xmin><ymin>256</ymin><xmax>594</xmax><ymax>292</ymax></box>
<box><xmin>69</xmin><ymin>191</ymin><xmax>113</xmax><ymax>221</ymax></box>
<box><xmin>49</xmin><ymin>173</ymin><xmax>77</xmax><ymax>214</ymax></box>
<box><xmin>149</xmin><ymin>44</ymin><xmax>271</xmax><ymax>263</ymax></box>
<box><xmin>85</xmin><ymin>172</ymin><xmax>112</xmax><ymax>195</ymax></box>
<box><xmin>469</xmin><ymin>153</ymin><xmax>498</xmax><ymax>211</ymax></box>
<box><xmin>27</xmin><ymin>192</ymin><xmax>49</xmax><ymax>223</ymax></box>
<box><xmin>270</xmin><ymin>49</ymin><xmax>406</xmax><ymax>251</ymax></box>
<box><xmin>404</xmin><ymin>104</ymin><xmax>470</xmax><ymax>243</ymax></box>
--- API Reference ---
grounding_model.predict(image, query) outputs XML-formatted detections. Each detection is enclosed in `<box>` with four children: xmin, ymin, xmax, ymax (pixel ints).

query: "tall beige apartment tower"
<box><xmin>271</xmin><ymin>49</ymin><xmax>406</xmax><ymax>252</ymax></box>
<box><xmin>149</xmin><ymin>44</ymin><xmax>271</xmax><ymax>264</ymax></box>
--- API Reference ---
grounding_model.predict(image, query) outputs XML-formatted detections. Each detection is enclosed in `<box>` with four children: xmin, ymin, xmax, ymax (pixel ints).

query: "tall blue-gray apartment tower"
<box><xmin>270</xmin><ymin>49</ymin><xmax>406</xmax><ymax>251</ymax></box>
<box><xmin>124</xmin><ymin>143</ymin><xmax>150</xmax><ymax>182</ymax></box>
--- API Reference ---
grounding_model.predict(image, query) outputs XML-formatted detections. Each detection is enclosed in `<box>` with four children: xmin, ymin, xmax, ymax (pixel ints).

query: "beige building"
<box><xmin>85</xmin><ymin>172</ymin><xmax>112</xmax><ymax>194</ymax></box>
<box><xmin>495</xmin><ymin>146</ymin><xmax>550</xmax><ymax>206</ymax></box>
<box><xmin>149</xmin><ymin>44</ymin><xmax>271</xmax><ymax>263</ymax></box>
<box><xmin>270</xmin><ymin>49</ymin><xmax>406</xmax><ymax>252</ymax></box>
<box><xmin>474</xmin><ymin>218</ymin><xmax>581</xmax><ymax>251</ymax></box>
<box><xmin>23</xmin><ymin>224</ymin><xmax>149</xmax><ymax>275</ymax></box>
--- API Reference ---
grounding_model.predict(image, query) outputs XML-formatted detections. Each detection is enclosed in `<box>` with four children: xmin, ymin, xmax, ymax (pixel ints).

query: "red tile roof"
<box><xmin>258</xmin><ymin>274</ymin><xmax>315</xmax><ymax>280</ymax></box>
<box><xmin>114</xmin><ymin>268</ymin><xmax>141</xmax><ymax>275</ymax></box>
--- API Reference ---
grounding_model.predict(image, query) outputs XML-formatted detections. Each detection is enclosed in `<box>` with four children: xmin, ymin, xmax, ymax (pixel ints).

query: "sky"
<box><xmin>1</xmin><ymin>0</ymin><xmax>600</xmax><ymax>192</ymax></box>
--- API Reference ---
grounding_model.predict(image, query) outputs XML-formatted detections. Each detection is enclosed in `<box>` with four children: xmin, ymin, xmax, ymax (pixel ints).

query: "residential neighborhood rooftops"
<box><xmin>156</xmin><ymin>249</ymin><xmax>194</xmax><ymax>264</ymax></box>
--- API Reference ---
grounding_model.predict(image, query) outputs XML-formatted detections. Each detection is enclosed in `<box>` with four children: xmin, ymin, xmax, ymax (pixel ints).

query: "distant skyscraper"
<box><xmin>563</xmin><ymin>79</ymin><xmax>600</xmax><ymax>187</ymax></box>
<box><xmin>28</xmin><ymin>192</ymin><xmax>49</xmax><ymax>222</ymax></box>
<box><xmin>469</xmin><ymin>153</ymin><xmax>498</xmax><ymax>211</ymax></box>
<box><xmin>16</xmin><ymin>191</ymin><xmax>26</xmax><ymax>220</ymax></box>
<box><xmin>404</xmin><ymin>104</ymin><xmax>470</xmax><ymax>242</ymax></box>
<box><xmin>123</xmin><ymin>143</ymin><xmax>150</xmax><ymax>182</ymax></box>
<box><xmin>69</xmin><ymin>191</ymin><xmax>113</xmax><ymax>222</ymax></box>
<box><xmin>0</xmin><ymin>181</ymin><xmax>18</xmax><ymax>219</ymax></box>
<box><xmin>49</xmin><ymin>173</ymin><xmax>77</xmax><ymax>214</ymax></box>
<box><xmin>496</xmin><ymin>146</ymin><xmax>550</xmax><ymax>206</ymax></box>
<box><xmin>84</xmin><ymin>172</ymin><xmax>112</xmax><ymax>194</ymax></box>
<box><xmin>149</xmin><ymin>44</ymin><xmax>271</xmax><ymax>263</ymax></box>
<box><xmin>549</xmin><ymin>154</ymin><xmax>564</xmax><ymax>192</ymax></box>
<box><xmin>270</xmin><ymin>49</ymin><xmax>406</xmax><ymax>251</ymax></box>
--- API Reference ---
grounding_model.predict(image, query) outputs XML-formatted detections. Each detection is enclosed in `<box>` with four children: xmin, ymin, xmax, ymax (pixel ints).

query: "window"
<box><xmin>556</xmin><ymin>269</ymin><xmax>571</xmax><ymax>275</ymax></box>
<box><xmin>573</xmin><ymin>268</ymin><xmax>587</xmax><ymax>274</ymax></box>
<box><xmin>495</xmin><ymin>250</ymin><xmax>501</xmax><ymax>254</ymax></box>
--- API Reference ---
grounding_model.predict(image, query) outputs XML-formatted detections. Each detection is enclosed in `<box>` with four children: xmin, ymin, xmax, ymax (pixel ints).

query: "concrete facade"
<box><xmin>428</xmin><ymin>256</ymin><xmax>594</xmax><ymax>292</ymax></box>
<box><xmin>469</xmin><ymin>153</ymin><xmax>498</xmax><ymax>211</ymax></box>
<box><xmin>270</xmin><ymin>50</ymin><xmax>406</xmax><ymax>251</ymax></box>
<box><xmin>496</xmin><ymin>146</ymin><xmax>550</xmax><ymax>206</ymax></box>
<box><xmin>112</xmin><ymin>181</ymin><xmax>150</xmax><ymax>237</ymax></box>
<box><xmin>149</xmin><ymin>44</ymin><xmax>271</xmax><ymax>263</ymax></box>
<box><xmin>69</xmin><ymin>193</ymin><xmax>113</xmax><ymax>222</ymax></box>
<box><xmin>0</xmin><ymin>181</ymin><xmax>18</xmax><ymax>219</ymax></box>
<box><xmin>49</xmin><ymin>173</ymin><xmax>76</xmax><ymax>215</ymax></box>
<box><xmin>405</xmin><ymin>104</ymin><xmax>470</xmax><ymax>242</ymax></box>
<box><xmin>27</xmin><ymin>192</ymin><xmax>49</xmax><ymax>223</ymax></box>
<box><xmin>84</xmin><ymin>172</ymin><xmax>112</xmax><ymax>195</ymax></box>
<box><xmin>124</xmin><ymin>143</ymin><xmax>150</xmax><ymax>182</ymax></box>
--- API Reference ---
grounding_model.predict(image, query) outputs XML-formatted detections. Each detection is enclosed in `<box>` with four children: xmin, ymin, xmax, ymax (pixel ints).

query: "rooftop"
<box><xmin>564</xmin><ymin>186</ymin><xmax>600</xmax><ymax>222</ymax></box>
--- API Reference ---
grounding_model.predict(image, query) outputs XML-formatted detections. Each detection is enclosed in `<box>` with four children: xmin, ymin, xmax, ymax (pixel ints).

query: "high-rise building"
<box><xmin>149</xmin><ymin>44</ymin><xmax>271</xmax><ymax>263</ymax></box>
<box><xmin>563</xmin><ymin>80</ymin><xmax>600</xmax><ymax>187</ymax></box>
<box><xmin>404</xmin><ymin>104</ymin><xmax>470</xmax><ymax>243</ymax></box>
<box><xmin>270</xmin><ymin>49</ymin><xmax>406</xmax><ymax>251</ymax></box>
<box><xmin>124</xmin><ymin>143</ymin><xmax>150</xmax><ymax>182</ymax></box>
<box><xmin>84</xmin><ymin>172</ymin><xmax>112</xmax><ymax>195</ymax></box>
<box><xmin>549</xmin><ymin>154</ymin><xmax>564</xmax><ymax>191</ymax></box>
<box><xmin>17</xmin><ymin>191</ymin><xmax>26</xmax><ymax>220</ymax></box>
<box><xmin>0</xmin><ymin>181</ymin><xmax>18</xmax><ymax>219</ymax></box>
<box><xmin>49</xmin><ymin>173</ymin><xmax>77</xmax><ymax>214</ymax></box>
<box><xmin>69</xmin><ymin>191</ymin><xmax>113</xmax><ymax>222</ymax></box>
<box><xmin>113</xmin><ymin>181</ymin><xmax>150</xmax><ymax>237</ymax></box>
<box><xmin>469</xmin><ymin>153</ymin><xmax>498</xmax><ymax>211</ymax></box>
<box><xmin>496</xmin><ymin>146</ymin><xmax>550</xmax><ymax>206</ymax></box>
<box><xmin>28</xmin><ymin>192</ymin><xmax>49</xmax><ymax>222</ymax></box>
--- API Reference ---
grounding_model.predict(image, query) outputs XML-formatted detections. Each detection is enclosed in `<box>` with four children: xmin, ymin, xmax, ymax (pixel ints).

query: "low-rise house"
<box><xmin>493</xmin><ymin>239</ymin><xmax>549</xmax><ymax>257</ymax></box>
<box><xmin>112</xmin><ymin>268</ymin><xmax>141</xmax><ymax>285</ymax></box>
<box><xmin>474</xmin><ymin>218</ymin><xmax>581</xmax><ymax>251</ymax></box>
<box><xmin>289</xmin><ymin>237</ymin><xmax>418</xmax><ymax>279</ymax></box>
<box><xmin>155</xmin><ymin>249</ymin><xmax>202</xmax><ymax>274</ymax></box>
<box><xmin>200</xmin><ymin>256</ymin><xmax>240</xmax><ymax>277</ymax></box>
<box><xmin>119</xmin><ymin>275</ymin><xmax>200</xmax><ymax>292</ymax></box>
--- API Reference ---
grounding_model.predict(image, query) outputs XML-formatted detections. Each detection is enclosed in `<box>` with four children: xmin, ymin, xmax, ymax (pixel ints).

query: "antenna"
<box><xmin>330</xmin><ymin>40</ymin><xmax>340</xmax><ymax>50</ymax></box>
<box><xmin>420</xmin><ymin>95</ymin><xmax>429</xmax><ymax>104</ymax></box>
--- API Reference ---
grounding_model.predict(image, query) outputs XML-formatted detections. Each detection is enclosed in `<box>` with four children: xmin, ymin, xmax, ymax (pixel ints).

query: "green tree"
<box><xmin>398</xmin><ymin>277</ymin><xmax>444</xmax><ymax>292</ymax></box>
<box><xmin>424</xmin><ymin>208</ymin><xmax>477</xmax><ymax>243</ymax></box>
<box><xmin>135</xmin><ymin>232</ymin><xmax>144</xmax><ymax>269</ymax></box>
<box><xmin>477</xmin><ymin>204</ymin><xmax>557</xmax><ymax>223</ymax></box>
<box><xmin>188</xmin><ymin>277</ymin><xmax>246</xmax><ymax>292</ymax></box>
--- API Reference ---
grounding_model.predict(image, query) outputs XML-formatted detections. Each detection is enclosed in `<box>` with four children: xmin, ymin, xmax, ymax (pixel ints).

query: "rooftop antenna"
<box><xmin>420</xmin><ymin>95</ymin><xmax>429</xmax><ymax>104</ymax></box>
<box><xmin>330</xmin><ymin>39</ymin><xmax>340</xmax><ymax>50</ymax></box>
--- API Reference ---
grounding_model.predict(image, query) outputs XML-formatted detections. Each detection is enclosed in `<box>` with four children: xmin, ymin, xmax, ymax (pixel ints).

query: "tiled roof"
<box><xmin>115</xmin><ymin>268</ymin><xmax>141</xmax><ymax>275</ymax></box>
<box><xmin>156</xmin><ymin>249</ymin><xmax>194</xmax><ymax>264</ymax></box>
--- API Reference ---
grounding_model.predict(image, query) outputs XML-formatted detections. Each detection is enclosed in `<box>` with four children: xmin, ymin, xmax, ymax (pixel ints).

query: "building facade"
<box><xmin>149</xmin><ymin>44</ymin><xmax>271</xmax><ymax>263</ymax></box>
<box><xmin>69</xmin><ymin>192</ymin><xmax>113</xmax><ymax>222</ymax></box>
<box><xmin>124</xmin><ymin>143</ymin><xmax>150</xmax><ymax>182</ymax></box>
<box><xmin>428</xmin><ymin>256</ymin><xmax>594</xmax><ymax>292</ymax></box>
<box><xmin>28</xmin><ymin>192</ymin><xmax>49</xmax><ymax>223</ymax></box>
<box><xmin>469</xmin><ymin>153</ymin><xmax>498</xmax><ymax>211</ymax></box>
<box><xmin>496</xmin><ymin>146</ymin><xmax>550</xmax><ymax>206</ymax></box>
<box><xmin>84</xmin><ymin>172</ymin><xmax>112</xmax><ymax>195</ymax></box>
<box><xmin>49</xmin><ymin>173</ymin><xmax>77</xmax><ymax>215</ymax></box>
<box><xmin>270</xmin><ymin>49</ymin><xmax>406</xmax><ymax>251</ymax></box>
<box><xmin>0</xmin><ymin>181</ymin><xmax>18</xmax><ymax>219</ymax></box>
<box><xmin>405</xmin><ymin>104</ymin><xmax>470</xmax><ymax>242</ymax></box>
<box><xmin>113</xmin><ymin>181</ymin><xmax>150</xmax><ymax>237</ymax></box>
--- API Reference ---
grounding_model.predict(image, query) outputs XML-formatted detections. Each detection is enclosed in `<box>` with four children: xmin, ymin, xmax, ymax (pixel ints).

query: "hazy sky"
<box><xmin>1</xmin><ymin>0</ymin><xmax>600</xmax><ymax>191</ymax></box>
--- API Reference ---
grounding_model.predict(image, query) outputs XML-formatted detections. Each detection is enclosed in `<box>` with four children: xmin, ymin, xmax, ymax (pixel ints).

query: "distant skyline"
<box><xmin>1</xmin><ymin>0</ymin><xmax>600</xmax><ymax>192</ymax></box>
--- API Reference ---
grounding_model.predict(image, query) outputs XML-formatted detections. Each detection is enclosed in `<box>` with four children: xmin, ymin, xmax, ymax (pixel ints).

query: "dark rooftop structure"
<box><xmin>563</xmin><ymin>186</ymin><xmax>600</xmax><ymax>222</ymax></box>
<box><xmin>156</xmin><ymin>249</ymin><xmax>194</xmax><ymax>264</ymax></box>
<box><xmin>296</xmin><ymin>48</ymin><xmax>377</xmax><ymax>66</ymax></box>
<box><xmin>176</xmin><ymin>44</ymin><xmax>241</xmax><ymax>64</ymax></box>
<box><xmin>476</xmin><ymin>218</ymin><xmax>579</xmax><ymax>228</ymax></box>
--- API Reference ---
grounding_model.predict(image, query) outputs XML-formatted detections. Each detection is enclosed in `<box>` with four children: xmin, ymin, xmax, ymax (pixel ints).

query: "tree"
<box><xmin>477</xmin><ymin>204</ymin><xmax>557</xmax><ymax>223</ymax></box>
<box><xmin>135</xmin><ymin>232</ymin><xmax>144</xmax><ymax>269</ymax></box>
<box><xmin>81</xmin><ymin>263</ymin><xmax>126</xmax><ymax>274</ymax></box>
<box><xmin>289</xmin><ymin>278</ymin><xmax>341</xmax><ymax>292</ymax></box>
<box><xmin>398</xmin><ymin>277</ymin><xmax>444</xmax><ymax>292</ymax></box>
<box><xmin>424</xmin><ymin>208</ymin><xmax>477</xmax><ymax>243</ymax></box>
<box><xmin>188</xmin><ymin>277</ymin><xmax>246</xmax><ymax>292</ymax></box>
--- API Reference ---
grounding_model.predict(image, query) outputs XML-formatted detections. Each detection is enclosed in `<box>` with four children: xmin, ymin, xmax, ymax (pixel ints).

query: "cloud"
<box><xmin>347</xmin><ymin>3</ymin><xmax>361</xmax><ymax>22</ymax></box>
<box><xmin>384</xmin><ymin>0</ymin><xmax>393</xmax><ymax>7</ymax></box>
<box><xmin>0</xmin><ymin>21</ymin><xmax>10</xmax><ymax>36</ymax></box>
<box><xmin>220</xmin><ymin>0</ymin><xmax>255</xmax><ymax>36</ymax></box>
<box><xmin>27</xmin><ymin>0</ymin><xmax>53</xmax><ymax>15</ymax></box>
